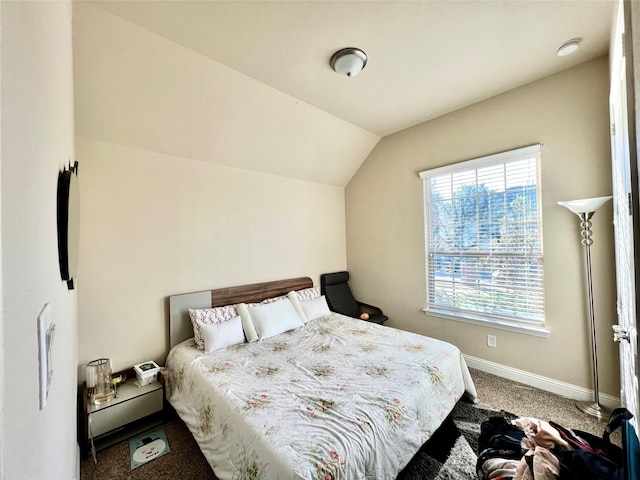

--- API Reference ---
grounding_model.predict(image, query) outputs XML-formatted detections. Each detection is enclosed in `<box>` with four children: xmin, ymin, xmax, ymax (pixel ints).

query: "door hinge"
<box><xmin>611</xmin><ymin>123</ymin><xmax>616</xmax><ymax>136</ymax></box>
<box><xmin>629</xmin><ymin>192</ymin><xmax>633</xmax><ymax>214</ymax></box>
<box><xmin>623</xmin><ymin>33</ymin><xmax>626</xmax><ymax>57</ymax></box>
<box><xmin>613</xmin><ymin>324</ymin><xmax>630</xmax><ymax>343</ymax></box>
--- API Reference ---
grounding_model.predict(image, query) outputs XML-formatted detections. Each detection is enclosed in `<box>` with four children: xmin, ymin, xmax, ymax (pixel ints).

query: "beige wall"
<box><xmin>74</xmin><ymin>3</ymin><xmax>358</xmax><ymax>374</ymax></box>
<box><xmin>346</xmin><ymin>58</ymin><xmax>619</xmax><ymax>396</ymax></box>
<box><xmin>1</xmin><ymin>2</ymin><xmax>78</xmax><ymax>478</ymax></box>
<box><xmin>77</xmin><ymin>137</ymin><xmax>346</xmax><ymax>373</ymax></box>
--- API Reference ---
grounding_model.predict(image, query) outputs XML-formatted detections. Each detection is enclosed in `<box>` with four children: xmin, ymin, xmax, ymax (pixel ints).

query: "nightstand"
<box><xmin>78</xmin><ymin>368</ymin><xmax>164</xmax><ymax>459</ymax></box>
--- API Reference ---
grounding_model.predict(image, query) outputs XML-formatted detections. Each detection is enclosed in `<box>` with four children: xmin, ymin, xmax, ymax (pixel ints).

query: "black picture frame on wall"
<box><xmin>57</xmin><ymin>161</ymin><xmax>79</xmax><ymax>290</ymax></box>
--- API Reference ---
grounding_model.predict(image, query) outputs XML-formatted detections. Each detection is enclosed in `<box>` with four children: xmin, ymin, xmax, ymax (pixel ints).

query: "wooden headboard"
<box><xmin>168</xmin><ymin>276</ymin><xmax>313</xmax><ymax>348</ymax></box>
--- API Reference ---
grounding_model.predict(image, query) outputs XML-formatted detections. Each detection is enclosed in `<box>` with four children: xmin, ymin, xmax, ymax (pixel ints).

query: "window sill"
<box><xmin>421</xmin><ymin>308</ymin><xmax>550</xmax><ymax>338</ymax></box>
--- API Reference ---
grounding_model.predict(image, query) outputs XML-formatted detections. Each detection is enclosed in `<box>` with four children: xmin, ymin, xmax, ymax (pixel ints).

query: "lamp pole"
<box><xmin>558</xmin><ymin>196</ymin><xmax>612</xmax><ymax>420</ymax></box>
<box><xmin>576</xmin><ymin>211</ymin><xmax>608</xmax><ymax>418</ymax></box>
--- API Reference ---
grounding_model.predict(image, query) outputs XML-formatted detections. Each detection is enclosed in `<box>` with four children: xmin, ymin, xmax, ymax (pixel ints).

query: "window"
<box><xmin>419</xmin><ymin>145</ymin><xmax>547</xmax><ymax>336</ymax></box>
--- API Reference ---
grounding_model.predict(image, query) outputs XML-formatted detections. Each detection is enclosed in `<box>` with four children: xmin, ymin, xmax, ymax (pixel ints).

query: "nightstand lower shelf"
<box><xmin>89</xmin><ymin>411</ymin><xmax>165</xmax><ymax>455</ymax></box>
<box><xmin>79</xmin><ymin>368</ymin><xmax>165</xmax><ymax>459</ymax></box>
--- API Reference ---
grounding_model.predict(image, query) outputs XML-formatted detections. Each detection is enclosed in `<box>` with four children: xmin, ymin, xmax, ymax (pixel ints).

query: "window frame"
<box><xmin>419</xmin><ymin>144</ymin><xmax>549</xmax><ymax>337</ymax></box>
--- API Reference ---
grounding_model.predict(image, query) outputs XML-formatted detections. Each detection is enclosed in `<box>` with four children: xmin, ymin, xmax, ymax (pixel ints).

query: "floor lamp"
<box><xmin>558</xmin><ymin>195</ymin><xmax>612</xmax><ymax>420</ymax></box>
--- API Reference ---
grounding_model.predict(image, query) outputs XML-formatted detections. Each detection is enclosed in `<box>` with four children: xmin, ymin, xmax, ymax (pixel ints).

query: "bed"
<box><xmin>166</xmin><ymin>276</ymin><xmax>477</xmax><ymax>480</ymax></box>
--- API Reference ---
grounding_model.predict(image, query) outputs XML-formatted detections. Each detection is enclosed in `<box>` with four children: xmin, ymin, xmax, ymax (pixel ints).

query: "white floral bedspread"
<box><xmin>166</xmin><ymin>313</ymin><xmax>477</xmax><ymax>480</ymax></box>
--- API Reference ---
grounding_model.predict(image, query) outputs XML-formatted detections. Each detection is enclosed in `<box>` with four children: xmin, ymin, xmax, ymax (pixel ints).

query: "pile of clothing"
<box><xmin>476</xmin><ymin>408</ymin><xmax>633</xmax><ymax>480</ymax></box>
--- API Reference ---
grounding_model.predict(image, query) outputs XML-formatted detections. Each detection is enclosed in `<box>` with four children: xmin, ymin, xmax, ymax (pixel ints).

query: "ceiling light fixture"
<box><xmin>330</xmin><ymin>48</ymin><xmax>367</xmax><ymax>78</ymax></box>
<box><xmin>556</xmin><ymin>38</ymin><xmax>581</xmax><ymax>57</ymax></box>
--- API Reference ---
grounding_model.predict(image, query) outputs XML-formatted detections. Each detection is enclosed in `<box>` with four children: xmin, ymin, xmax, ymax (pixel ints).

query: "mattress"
<box><xmin>166</xmin><ymin>312</ymin><xmax>477</xmax><ymax>479</ymax></box>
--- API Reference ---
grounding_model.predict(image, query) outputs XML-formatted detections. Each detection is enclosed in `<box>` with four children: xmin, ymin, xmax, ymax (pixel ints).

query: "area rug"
<box><xmin>397</xmin><ymin>400</ymin><xmax>518</xmax><ymax>480</ymax></box>
<box><xmin>129</xmin><ymin>428</ymin><xmax>171</xmax><ymax>470</ymax></box>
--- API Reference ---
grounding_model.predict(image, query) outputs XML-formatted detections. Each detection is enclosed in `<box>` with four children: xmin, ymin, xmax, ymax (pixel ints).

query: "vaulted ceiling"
<box><xmin>75</xmin><ymin>1</ymin><xmax>614</xmax><ymax>186</ymax></box>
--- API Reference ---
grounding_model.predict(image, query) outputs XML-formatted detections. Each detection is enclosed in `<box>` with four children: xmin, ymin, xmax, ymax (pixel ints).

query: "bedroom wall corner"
<box><xmin>345</xmin><ymin>57</ymin><xmax>619</xmax><ymax>397</ymax></box>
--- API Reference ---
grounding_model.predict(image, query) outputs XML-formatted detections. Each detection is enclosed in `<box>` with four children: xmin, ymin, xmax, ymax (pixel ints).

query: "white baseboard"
<box><xmin>463</xmin><ymin>354</ymin><xmax>620</xmax><ymax>410</ymax></box>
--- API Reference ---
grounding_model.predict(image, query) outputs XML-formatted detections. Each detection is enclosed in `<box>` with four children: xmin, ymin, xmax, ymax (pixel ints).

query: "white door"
<box><xmin>610</xmin><ymin>0</ymin><xmax>639</xmax><ymax>428</ymax></box>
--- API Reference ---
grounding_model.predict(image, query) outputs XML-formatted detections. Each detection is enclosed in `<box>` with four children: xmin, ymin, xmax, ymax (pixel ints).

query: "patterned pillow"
<box><xmin>189</xmin><ymin>305</ymin><xmax>238</xmax><ymax>349</ymax></box>
<box><xmin>260</xmin><ymin>295</ymin><xmax>288</xmax><ymax>305</ymax></box>
<box><xmin>295</xmin><ymin>287</ymin><xmax>321</xmax><ymax>302</ymax></box>
<box><xmin>243</xmin><ymin>294</ymin><xmax>293</xmax><ymax>309</ymax></box>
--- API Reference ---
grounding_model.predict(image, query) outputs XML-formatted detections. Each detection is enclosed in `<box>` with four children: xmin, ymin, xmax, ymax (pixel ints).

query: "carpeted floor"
<box><xmin>80</xmin><ymin>368</ymin><xmax>610</xmax><ymax>480</ymax></box>
<box><xmin>397</xmin><ymin>400</ymin><xmax>517</xmax><ymax>480</ymax></box>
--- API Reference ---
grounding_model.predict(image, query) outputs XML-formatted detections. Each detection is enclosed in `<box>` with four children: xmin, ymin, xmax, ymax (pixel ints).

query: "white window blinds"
<box><xmin>420</xmin><ymin>145</ymin><xmax>545</xmax><ymax>330</ymax></box>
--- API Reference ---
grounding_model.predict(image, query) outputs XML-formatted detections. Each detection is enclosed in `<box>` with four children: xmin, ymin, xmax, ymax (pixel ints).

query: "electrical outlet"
<box><xmin>487</xmin><ymin>334</ymin><xmax>497</xmax><ymax>348</ymax></box>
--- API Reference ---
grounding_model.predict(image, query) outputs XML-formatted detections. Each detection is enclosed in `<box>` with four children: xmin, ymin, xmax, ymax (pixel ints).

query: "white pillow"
<box><xmin>202</xmin><ymin>315</ymin><xmax>245</xmax><ymax>353</ymax></box>
<box><xmin>248</xmin><ymin>298</ymin><xmax>305</xmax><ymax>340</ymax></box>
<box><xmin>301</xmin><ymin>295</ymin><xmax>331</xmax><ymax>321</ymax></box>
<box><xmin>189</xmin><ymin>305</ymin><xmax>238</xmax><ymax>349</ymax></box>
<box><xmin>287</xmin><ymin>290</ymin><xmax>309</xmax><ymax>324</ymax></box>
<box><xmin>236</xmin><ymin>303</ymin><xmax>258</xmax><ymax>343</ymax></box>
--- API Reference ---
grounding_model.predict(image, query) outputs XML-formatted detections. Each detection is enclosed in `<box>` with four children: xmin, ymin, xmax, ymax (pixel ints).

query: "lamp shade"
<box><xmin>330</xmin><ymin>48</ymin><xmax>367</xmax><ymax>77</ymax></box>
<box><xmin>558</xmin><ymin>196</ymin><xmax>612</xmax><ymax>215</ymax></box>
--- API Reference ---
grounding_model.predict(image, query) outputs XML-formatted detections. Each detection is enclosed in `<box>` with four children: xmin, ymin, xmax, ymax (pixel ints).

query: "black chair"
<box><xmin>320</xmin><ymin>271</ymin><xmax>388</xmax><ymax>325</ymax></box>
